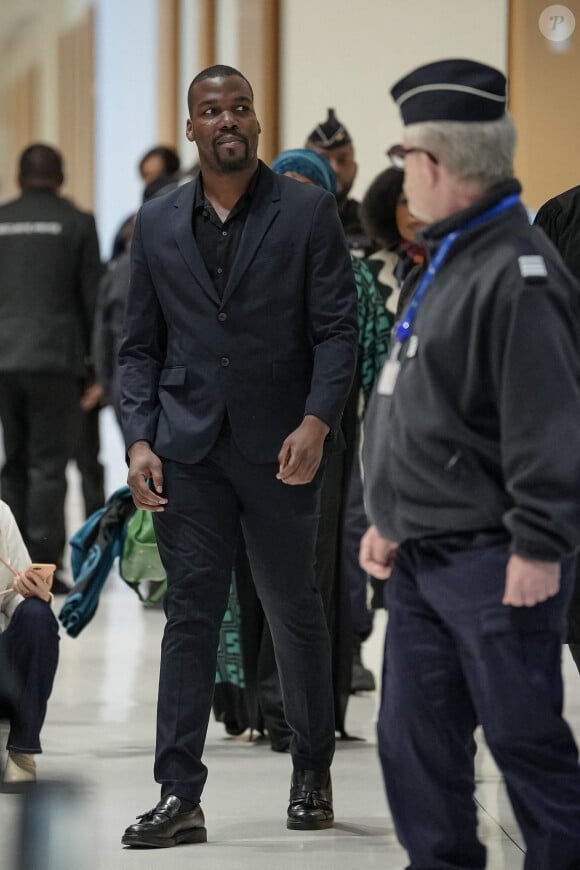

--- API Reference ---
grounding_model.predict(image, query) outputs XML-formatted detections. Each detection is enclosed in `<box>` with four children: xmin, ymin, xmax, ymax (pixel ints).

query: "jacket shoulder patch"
<box><xmin>518</xmin><ymin>255</ymin><xmax>547</xmax><ymax>281</ymax></box>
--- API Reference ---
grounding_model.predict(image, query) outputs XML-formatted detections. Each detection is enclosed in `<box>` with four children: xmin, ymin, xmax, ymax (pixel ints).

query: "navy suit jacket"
<box><xmin>119</xmin><ymin>162</ymin><xmax>358</xmax><ymax>465</ymax></box>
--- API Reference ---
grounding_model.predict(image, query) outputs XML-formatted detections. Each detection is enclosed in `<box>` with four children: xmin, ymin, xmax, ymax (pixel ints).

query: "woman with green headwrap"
<box><xmin>212</xmin><ymin>149</ymin><xmax>390</xmax><ymax>747</ymax></box>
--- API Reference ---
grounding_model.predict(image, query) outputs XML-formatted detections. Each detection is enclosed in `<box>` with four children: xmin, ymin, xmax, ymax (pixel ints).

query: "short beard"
<box><xmin>215</xmin><ymin>155</ymin><xmax>252</xmax><ymax>173</ymax></box>
<box><xmin>213</xmin><ymin>138</ymin><xmax>252</xmax><ymax>173</ymax></box>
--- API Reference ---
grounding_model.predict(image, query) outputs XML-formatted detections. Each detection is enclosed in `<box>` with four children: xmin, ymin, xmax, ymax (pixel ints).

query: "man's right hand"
<box><xmin>359</xmin><ymin>525</ymin><xmax>398</xmax><ymax>579</ymax></box>
<box><xmin>127</xmin><ymin>441</ymin><xmax>168</xmax><ymax>511</ymax></box>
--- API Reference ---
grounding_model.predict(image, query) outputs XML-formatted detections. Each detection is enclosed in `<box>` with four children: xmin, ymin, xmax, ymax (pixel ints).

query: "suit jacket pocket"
<box><xmin>253</xmin><ymin>241</ymin><xmax>295</xmax><ymax>263</ymax></box>
<box><xmin>159</xmin><ymin>365</ymin><xmax>186</xmax><ymax>386</ymax></box>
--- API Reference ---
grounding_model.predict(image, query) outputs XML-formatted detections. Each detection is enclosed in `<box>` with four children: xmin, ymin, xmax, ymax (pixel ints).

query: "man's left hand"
<box><xmin>502</xmin><ymin>554</ymin><xmax>560</xmax><ymax>607</ymax></box>
<box><xmin>276</xmin><ymin>415</ymin><xmax>330</xmax><ymax>485</ymax></box>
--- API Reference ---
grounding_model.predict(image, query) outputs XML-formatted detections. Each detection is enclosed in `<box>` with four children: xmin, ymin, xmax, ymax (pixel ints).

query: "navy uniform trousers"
<box><xmin>378</xmin><ymin>530</ymin><xmax>580</xmax><ymax>870</ymax></box>
<box><xmin>152</xmin><ymin>421</ymin><xmax>335</xmax><ymax>803</ymax></box>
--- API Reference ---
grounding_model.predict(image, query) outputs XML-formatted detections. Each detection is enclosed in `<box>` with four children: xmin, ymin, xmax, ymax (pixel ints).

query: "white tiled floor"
<box><xmin>1</xmin><ymin>407</ymin><xmax>580</xmax><ymax>869</ymax></box>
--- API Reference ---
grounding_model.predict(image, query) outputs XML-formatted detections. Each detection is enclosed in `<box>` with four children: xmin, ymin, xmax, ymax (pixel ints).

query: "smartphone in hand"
<box><xmin>29</xmin><ymin>563</ymin><xmax>57</xmax><ymax>588</ymax></box>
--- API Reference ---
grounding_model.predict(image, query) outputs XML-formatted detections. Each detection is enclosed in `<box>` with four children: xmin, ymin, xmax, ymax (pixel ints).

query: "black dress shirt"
<box><xmin>192</xmin><ymin>167</ymin><xmax>260</xmax><ymax>299</ymax></box>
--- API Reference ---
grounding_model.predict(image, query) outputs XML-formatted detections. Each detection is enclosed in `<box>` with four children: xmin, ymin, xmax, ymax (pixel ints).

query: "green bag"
<box><xmin>119</xmin><ymin>509</ymin><xmax>167</xmax><ymax>607</ymax></box>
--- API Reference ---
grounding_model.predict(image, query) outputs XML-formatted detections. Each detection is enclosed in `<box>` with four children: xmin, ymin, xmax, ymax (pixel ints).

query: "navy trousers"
<box><xmin>1</xmin><ymin>598</ymin><xmax>59</xmax><ymax>753</ymax></box>
<box><xmin>152</xmin><ymin>423</ymin><xmax>335</xmax><ymax>803</ymax></box>
<box><xmin>378</xmin><ymin>531</ymin><xmax>580</xmax><ymax>870</ymax></box>
<box><xmin>74</xmin><ymin>405</ymin><xmax>105</xmax><ymax>518</ymax></box>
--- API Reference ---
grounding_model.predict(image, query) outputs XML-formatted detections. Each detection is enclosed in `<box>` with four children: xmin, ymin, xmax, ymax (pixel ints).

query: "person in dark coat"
<box><xmin>92</xmin><ymin>218</ymin><xmax>135</xmax><ymax>425</ymax></box>
<box><xmin>535</xmin><ymin>185</ymin><xmax>580</xmax><ymax>674</ymax></box>
<box><xmin>0</xmin><ymin>144</ymin><xmax>102</xmax><ymax>591</ymax></box>
<box><xmin>138</xmin><ymin>145</ymin><xmax>181</xmax><ymax>189</ymax></box>
<box><xmin>360</xmin><ymin>58</ymin><xmax>580</xmax><ymax>869</ymax></box>
<box><xmin>119</xmin><ymin>65</ymin><xmax>357</xmax><ymax>848</ymax></box>
<box><xmin>534</xmin><ymin>184</ymin><xmax>580</xmax><ymax>280</ymax></box>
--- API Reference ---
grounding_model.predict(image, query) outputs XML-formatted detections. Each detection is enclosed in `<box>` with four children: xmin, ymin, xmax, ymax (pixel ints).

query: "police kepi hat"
<box><xmin>391</xmin><ymin>58</ymin><xmax>507</xmax><ymax>125</ymax></box>
<box><xmin>306</xmin><ymin>108</ymin><xmax>352</xmax><ymax>149</ymax></box>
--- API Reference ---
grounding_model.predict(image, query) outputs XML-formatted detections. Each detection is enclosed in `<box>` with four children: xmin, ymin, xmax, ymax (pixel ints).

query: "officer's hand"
<box><xmin>276</xmin><ymin>415</ymin><xmax>329</xmax><ymax>485</ymax></box>
<box><xmin>359</xmin><ymin>526</ymin><xmax>398</xmax><ymax>579</ymax></box>
<box><xmin>127</xmin><ymin>441</ymin><xmax>168</xmax><ymax>511</ymax></box>
<box><xmin>502</xmin><ymin>554</ymin><xmax>560</xmax><ymax>607</ymax></box>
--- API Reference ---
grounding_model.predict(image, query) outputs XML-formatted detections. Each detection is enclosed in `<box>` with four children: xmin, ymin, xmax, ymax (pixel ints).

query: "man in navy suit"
<box><xmin>119</xmin><ymin>65</ymin><xmax>358</xmax><ymax>848</ymax></box>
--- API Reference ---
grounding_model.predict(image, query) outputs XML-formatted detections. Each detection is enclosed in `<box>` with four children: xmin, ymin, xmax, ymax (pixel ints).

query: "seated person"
<box><xmin>0</xmin><ymin>500</ymin><xmax>59</xmax><ymax>788</ymax></box>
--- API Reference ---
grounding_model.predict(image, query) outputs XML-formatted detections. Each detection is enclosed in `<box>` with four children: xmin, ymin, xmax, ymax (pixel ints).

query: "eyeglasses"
<box><xmin>386</xmin><ymin>144</ymin><xmax>439</xmax><ymax>170</ymax></box>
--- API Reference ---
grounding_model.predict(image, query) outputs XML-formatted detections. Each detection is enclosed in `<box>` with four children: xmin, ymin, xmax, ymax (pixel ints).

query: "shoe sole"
<box><xmin>286</xmin><ymin>818</ymin><xmax>334</xmax><ymax>831</ymax></box>
<box><xmin>121</xmin><ymin>828</ymin><xmax>207</xmax><ymax>848</ymax></box>
<box><xmin>350</xmin><ymin>679</ymin><xmax>376</xmax><ymax>693</ymax></box>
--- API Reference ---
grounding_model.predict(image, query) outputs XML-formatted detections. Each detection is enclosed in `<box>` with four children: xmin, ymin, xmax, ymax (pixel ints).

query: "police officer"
<box><xmin>305</xmin><ymin>109</ymin><xmax>373</xmax><ymax>256</ymax></box>
<box><xmin>360</xmin><ymin>59</ymin><xmax>580</xmax><ymax>869</ymax></box>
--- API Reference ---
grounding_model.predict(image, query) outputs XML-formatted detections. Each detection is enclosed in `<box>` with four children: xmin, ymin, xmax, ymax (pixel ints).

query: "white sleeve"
<box><xmin>0</xmin><ymin>501</ymin><xmax>31</xmax><ymax>624</ymax></box>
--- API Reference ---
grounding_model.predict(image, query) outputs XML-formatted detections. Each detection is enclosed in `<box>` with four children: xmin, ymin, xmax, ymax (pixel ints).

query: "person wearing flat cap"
<box><xmin>360</xmin><ymin>58</ymin><xmax>580</xmax><ymax>868</ymax></box>
<box><xmin>305</xmin><ymin>109</ymin><xmax>373</xmax><ymax>255</ymax></box>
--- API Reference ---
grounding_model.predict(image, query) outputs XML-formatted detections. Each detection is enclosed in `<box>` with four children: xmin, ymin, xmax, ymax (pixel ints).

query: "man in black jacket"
<box><xmin>119</xmin><ymin>65</ymin><xmax>357</xmax><ymax>848</ymax></box>
<box><xmin>0</xmin><ymin>144</ymin><xmax>101</xmax><ymax>591</ymax></box>
<box><xmin>360</xmin><ymin>59</ymin><xmax>580</xmax><ymax>869</ymax></box>
<box><xmin>535</xmin><ymin>185</ymin><xmax>580</xmax><ymax>280</ymax></box>
<box><xmin>534</xmin><ymin>188</ymin><xmax>580</xmax><ymax>674</ymax></box>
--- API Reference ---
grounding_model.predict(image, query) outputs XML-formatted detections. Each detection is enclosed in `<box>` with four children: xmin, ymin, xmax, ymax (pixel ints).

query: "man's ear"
<box><xmin>186</xmin><ymin>118</ymin><xmax>195</xmax><ymax>143</ymax></box>
<box><xmin>427</xmin><ymin>157</ymin><xmax>441</xmax><ymax>189</ymax></box>
<box><xmin>257</xmin><ymin>120</ymin><xmax>262</xmax><ymax>135</ymax></box>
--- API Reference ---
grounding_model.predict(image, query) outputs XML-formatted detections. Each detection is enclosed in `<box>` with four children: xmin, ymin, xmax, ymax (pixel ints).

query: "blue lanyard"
<box><xmin>395</xmin><ymin>193</ymin><xmax>521</xmax><ymax>343</ymax></box>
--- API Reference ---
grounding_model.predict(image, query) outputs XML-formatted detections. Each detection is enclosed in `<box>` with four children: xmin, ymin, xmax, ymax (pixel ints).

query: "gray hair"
<box><xmin>406</xmin><ymin>113</ymin><xmax>516</xmax><ymax>188</ymax></box>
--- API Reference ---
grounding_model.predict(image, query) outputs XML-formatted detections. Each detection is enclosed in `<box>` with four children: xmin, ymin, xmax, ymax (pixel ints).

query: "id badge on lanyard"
<box><xmin>377</xmin><ymin>341</ymin><xmax>402</xmax><ymax>396</ymax></box>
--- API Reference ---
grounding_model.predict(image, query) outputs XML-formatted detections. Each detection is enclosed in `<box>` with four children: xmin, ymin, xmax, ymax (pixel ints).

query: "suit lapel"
<box><xmin>171</xmin><ymin>180</ymin><xmax>219</xmax><ymax>304</ymax></box>
<box><xmin>221</xmin><ymin>164</ymin><xmax>281</xmax><ymax>305</ymax></box>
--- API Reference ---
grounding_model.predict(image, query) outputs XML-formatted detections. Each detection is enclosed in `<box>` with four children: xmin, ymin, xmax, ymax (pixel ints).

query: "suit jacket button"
<box><xmin>217</xmin><ymin>312</ymin><xmax>227</xmax><ymax>322</ymax></box>
<box><xmin>220</xmin><ymin>357</ymin><xmax>230</xmax><ymax>367</ymax></box>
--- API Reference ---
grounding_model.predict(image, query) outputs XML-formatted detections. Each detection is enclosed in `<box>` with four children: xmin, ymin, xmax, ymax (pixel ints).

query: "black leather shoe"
<box><xmin>121</xmin><ymin>795</ymin><xmax>207</xmax><ymax>848</ymax></box>
<box><xmin>287</xmin><ymin>769</ymin><xmax>334</xmax><ymax>830</ymax></box>
<box><xmin>351</xmin><ymin>650</ymin><xmax>376</xmax><ymax>693</ymax></box>
<box><xmin>350</xmin><ymin>639</ymin><xmax>376</xmax><ymax>693</ymax></box>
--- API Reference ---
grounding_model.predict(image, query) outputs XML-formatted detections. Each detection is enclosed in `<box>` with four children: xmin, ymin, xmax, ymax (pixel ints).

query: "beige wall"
<box><xmin>510</xmin><ymin>0</ymin><xmax>580</xmax><ymax>210</ymax></box>
<box><xmin>5</xmin><ymin>0</ymin><xmax>554</xmax><ymax>220</ymax></box>
<box><xmin>280</xmin><ymin>0</ymin><xmax>508</xmax><ymax>202</ymax></box>
<box><xmin>0</xmin><ymin>0</ymin><xmax>94</xmax><ymax>202</ymax></box>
